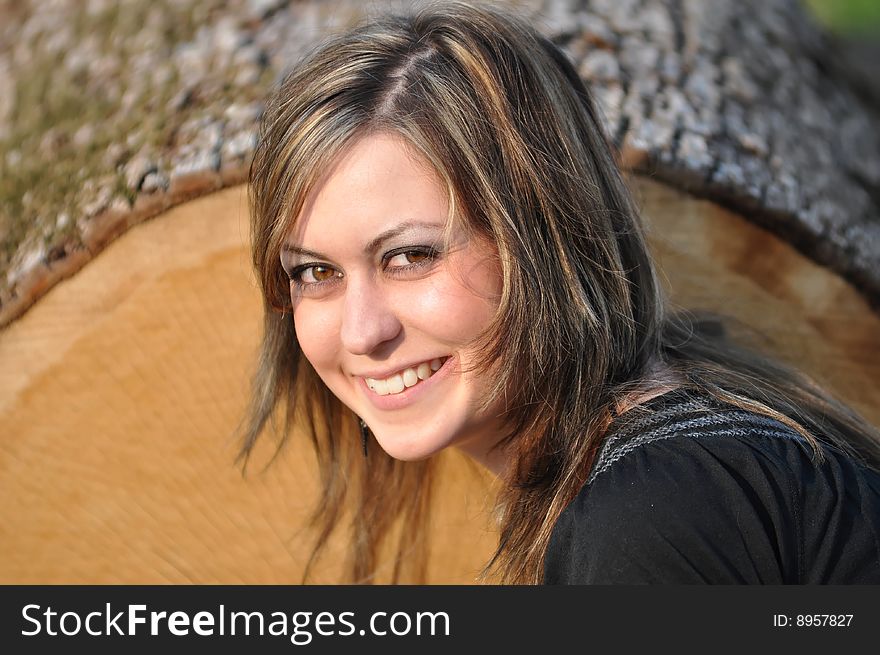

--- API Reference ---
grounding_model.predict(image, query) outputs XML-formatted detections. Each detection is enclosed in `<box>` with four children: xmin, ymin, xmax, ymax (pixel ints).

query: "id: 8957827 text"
<box><xmin>773</xmin><ymin>614</ymin><xmax>853</xmax><ymax>627</ymax></box>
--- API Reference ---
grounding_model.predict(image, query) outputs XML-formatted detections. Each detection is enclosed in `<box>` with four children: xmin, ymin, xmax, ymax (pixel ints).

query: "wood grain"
<box><xmin>1</xmin><ymin>180</ymin><xmax>877</xmax><ymax>583</ymax></box>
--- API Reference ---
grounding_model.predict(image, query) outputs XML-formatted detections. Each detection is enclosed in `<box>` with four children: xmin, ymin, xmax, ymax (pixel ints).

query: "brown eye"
<box><xmin>288</xmin><ymin>263</ymin><xmax>342</xmax><ymax>290</ymax></box>
<box><xmin>310</xmin><ymin>265</ymin><xmax>337</xmax><ymax>281</ymax></box>
<box><xmin>385</xmin><ymin>247</ymin><xmax>438</xmax><ymax>270</ymax></box>
<box><xmin>404</xmin><ymin>251</ymin><xmax>430</xmax><ymax>264</ymax></box>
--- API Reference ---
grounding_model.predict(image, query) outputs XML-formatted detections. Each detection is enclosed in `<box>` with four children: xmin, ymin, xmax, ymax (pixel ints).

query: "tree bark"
<box><xmin>1</xmin><ymin>0</ymin><xmax>877</xmax><ymax>328</ymax></box>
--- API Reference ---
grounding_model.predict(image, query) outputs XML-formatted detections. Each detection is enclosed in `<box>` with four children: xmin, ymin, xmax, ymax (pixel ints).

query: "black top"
<box><xmin>543</xmin><ymin>388</ymin><xmax>880</xmax><ymax>584</ymax></box>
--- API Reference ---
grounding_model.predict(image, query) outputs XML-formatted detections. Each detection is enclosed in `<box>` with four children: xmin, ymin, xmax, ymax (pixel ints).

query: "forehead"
<box><xmin>286</xmin><ymin>132</ymin><xmax>452</xmax><ymax>249</ymax></box>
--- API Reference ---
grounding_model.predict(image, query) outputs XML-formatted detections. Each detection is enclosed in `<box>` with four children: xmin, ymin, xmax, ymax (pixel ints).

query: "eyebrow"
<box><xmin>281</xmin><ymin>220</ymin><xmax>446</xmax><ymax>260</ymax></box>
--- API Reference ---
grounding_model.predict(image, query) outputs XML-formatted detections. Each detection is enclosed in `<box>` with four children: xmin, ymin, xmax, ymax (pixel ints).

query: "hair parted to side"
<box><xmin>241</xmin><ymin>0</ymin><xmax>880</xmax><ymax>584</ymax></box>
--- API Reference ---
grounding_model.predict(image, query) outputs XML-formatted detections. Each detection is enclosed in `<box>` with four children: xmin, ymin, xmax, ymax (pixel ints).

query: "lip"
<box><xmin>356</xmin><ymin>356</ymin><xmax>449</xmax><ymax>380</ymax></box>
<box><xmin>359</xmin><ymin>355</ymin><xmax>456</xmax><ymax>411</ymax></box>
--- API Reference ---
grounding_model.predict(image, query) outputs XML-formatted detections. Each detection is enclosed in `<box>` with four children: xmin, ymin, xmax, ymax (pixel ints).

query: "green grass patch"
<box><xmin>0</xmin><ymin>0</ymin><xmax>261</xmax><ymax>273</ymax></box>
<box><xmin>806</xmin><ymin>0</ymin><xmax>880</xmax><ymax>35</ymax></box>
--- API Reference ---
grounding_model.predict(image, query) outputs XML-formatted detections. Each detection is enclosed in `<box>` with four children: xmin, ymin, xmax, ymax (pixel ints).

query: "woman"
<box><xmin>241</xmin><ymin>0</ymin><xmax>880</xmax><ymax>584</ymax></box>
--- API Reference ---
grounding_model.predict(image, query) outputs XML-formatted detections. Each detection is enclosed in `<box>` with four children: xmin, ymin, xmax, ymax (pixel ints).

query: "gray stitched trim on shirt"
<box><xmin>601</xmin><ymin>404</ymin><xmax>781</xmax><ymax>456</ymax></box>
<box><xmin>587</xmin><ymin>410</ymin><xmax>808</xmax><ymax>487</ymax></box>
<box><xmin>605</xmin><ymin>398</ymin><xmax>713</xmax><ymax>440</ymax></box>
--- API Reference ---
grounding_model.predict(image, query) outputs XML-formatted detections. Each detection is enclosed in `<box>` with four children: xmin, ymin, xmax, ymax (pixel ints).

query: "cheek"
<box><xmin>406</xmin><ymin>268</ymin><xmax>500</xmax><ymax>342</ymax></box>
<box><xmin>293</xmin><ymin>306</ymin><xmax>339</xmax><ymax>369</ymax></box>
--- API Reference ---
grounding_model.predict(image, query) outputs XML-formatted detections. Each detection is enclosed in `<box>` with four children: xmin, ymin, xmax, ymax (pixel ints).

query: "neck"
<box><xmin>456</xmin><ymin>358</ymin><xmax>685</xmax><ymax>478</ymax></box>
<box><xmin>614</xmin><ymin>359</ymin><xmax>685</xmax><ymax>417</ymax></box>
<box><xmin>454</xmin><ymin>419</ymin><xmax>513</xmax><ymax>478</ymax></box>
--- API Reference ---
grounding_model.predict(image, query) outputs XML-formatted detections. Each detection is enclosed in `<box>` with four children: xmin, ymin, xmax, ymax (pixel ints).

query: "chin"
<box><xmin>373</xmin><ymin>429</ymin><xmax>451</xmax><ymax>462</ymax></box>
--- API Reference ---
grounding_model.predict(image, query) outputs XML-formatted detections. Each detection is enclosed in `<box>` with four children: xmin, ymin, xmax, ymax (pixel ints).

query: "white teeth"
<box><xmin>366</xmin><ymin>357</ymin><xmax>448</xmax><ymax>396</ymax></box>
<box><xmin>387</xmin><ymin>374</ymin><xmax>405</xmax><ymax>394</ymax></box>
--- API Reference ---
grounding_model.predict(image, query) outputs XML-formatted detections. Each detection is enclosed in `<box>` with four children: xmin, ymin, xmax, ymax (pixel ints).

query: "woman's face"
<box><xmin>282</xmin><ymin>132</ymin><xmax>507</xmax><ymax>464</ymax></box>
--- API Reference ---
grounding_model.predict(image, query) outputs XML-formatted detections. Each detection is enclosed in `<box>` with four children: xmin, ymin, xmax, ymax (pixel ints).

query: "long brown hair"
<box><xmin>241</xmin><ymin>0</ymin><xmax>880</xmax><ymax>584</ymax></box>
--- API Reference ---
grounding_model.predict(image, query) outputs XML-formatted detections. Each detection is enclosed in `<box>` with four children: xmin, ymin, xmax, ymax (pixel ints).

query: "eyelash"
<box><xmin>286</xmin><ymin>246</ymin><xmax>439</xmax><ymax>293</ymax></box>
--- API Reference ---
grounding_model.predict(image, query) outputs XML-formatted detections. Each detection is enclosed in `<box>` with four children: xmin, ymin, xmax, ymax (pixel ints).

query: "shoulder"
<box><xmin>587</xmin><ymin>393</ymin><xmax>813</xmax><ymax>487</ymax></box>
<box><xmin>543</xmin><ymin>390</ymin><xmax>880</xmax><ymax>584</ymax></box>
<box><xmin>545</xmin><ymin>429</ymin><xmax>805</xmax><ymax>584</ymax></box>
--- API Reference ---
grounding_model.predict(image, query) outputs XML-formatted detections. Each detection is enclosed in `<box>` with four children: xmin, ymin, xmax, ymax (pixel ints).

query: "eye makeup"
<box><xmin>283</xmin><ymin>244</ymin><xmax>442</xmax><ymax>296</ymax></box>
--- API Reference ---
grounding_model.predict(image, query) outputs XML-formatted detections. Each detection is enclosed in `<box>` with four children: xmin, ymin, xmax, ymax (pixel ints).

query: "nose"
<box><xmin>339</xmin><ymin>276</ymin><xmax>402</xmax><ymax>355</ymax></box>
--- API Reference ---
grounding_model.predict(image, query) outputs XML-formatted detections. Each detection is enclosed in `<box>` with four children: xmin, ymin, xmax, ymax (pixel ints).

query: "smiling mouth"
<box><xmin>364</xmin><ymin>356</ymin><xmax>450</xmax><ymax>396</ymax></box>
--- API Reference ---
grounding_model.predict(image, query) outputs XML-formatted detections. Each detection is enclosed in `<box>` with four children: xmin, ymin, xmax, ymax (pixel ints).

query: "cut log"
<box><xmin>1</xmin><ymin>179</ymin><xmax>877</xmax><ymax>583</ymax></box>
<box><xmin>1</xmin><ymin>0</ymin><xmax>878</xmax><ymax>583</ymax></box>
